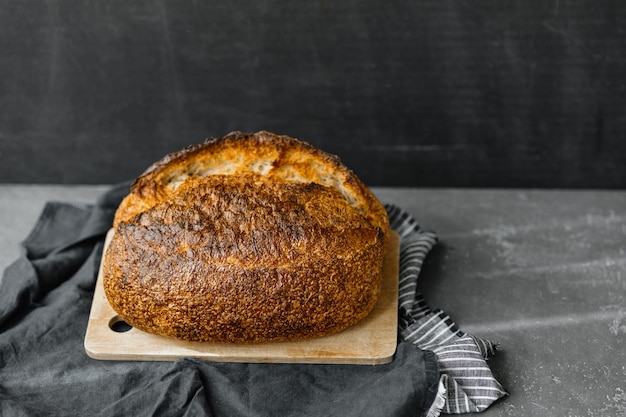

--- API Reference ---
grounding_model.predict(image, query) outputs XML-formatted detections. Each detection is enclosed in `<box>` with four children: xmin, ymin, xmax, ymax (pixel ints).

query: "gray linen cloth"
<box><xmin>0</xmin><ymin>183</ymin><xmax>504</xmax><ymax>416</ymax></box>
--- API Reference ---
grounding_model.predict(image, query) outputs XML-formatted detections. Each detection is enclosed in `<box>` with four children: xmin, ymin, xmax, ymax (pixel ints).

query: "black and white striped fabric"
<box><xmin>386</xmin><ymin>204</ymin><xmax>507</xmax><ymax>416</ymax></box>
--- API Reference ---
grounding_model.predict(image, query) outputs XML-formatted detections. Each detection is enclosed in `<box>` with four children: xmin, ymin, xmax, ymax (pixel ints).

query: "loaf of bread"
<box><xmin>102</xmin><ymin>131</ymin><xmax>390</xmax><ymax>343</ymax></box>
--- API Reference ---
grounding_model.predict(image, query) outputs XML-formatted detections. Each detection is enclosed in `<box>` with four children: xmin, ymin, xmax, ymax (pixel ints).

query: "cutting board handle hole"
<box><xmin>109</xmin><ymin>316</ymin><xmax>133</xmax><ymax>333</ymax></box>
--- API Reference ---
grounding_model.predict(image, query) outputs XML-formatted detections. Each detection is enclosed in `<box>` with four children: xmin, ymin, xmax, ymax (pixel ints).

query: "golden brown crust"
<box><xmin>103</xmin><ymin>131</ymin><xmax>389</xmax><ymax>343</ymax></box>
<box><xmin>113</xmin><ymin>131</ymin><xmax>388</xmax><ymax>234</ymax></box>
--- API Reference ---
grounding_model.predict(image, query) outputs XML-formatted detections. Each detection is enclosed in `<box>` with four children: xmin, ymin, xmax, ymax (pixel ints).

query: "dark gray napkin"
<box><xmin>0</xmin><ymin>183</ymin><xmax>439</xmax><ymax>417</ymax></box>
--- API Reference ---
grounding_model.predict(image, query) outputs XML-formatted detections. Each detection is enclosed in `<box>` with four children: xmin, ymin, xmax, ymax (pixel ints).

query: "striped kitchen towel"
<box><xmin>386</xmin><ymin>204</ymin><xmax>508</xmax><ymax>416</ymax></box>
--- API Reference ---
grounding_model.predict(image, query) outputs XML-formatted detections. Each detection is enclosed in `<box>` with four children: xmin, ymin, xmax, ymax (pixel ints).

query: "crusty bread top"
<box><xmin>113</xmin><ymin>131</ymin><xmax>389</xmax><ymax>239</ymax></box>
<box><xmin>104</xmin><ymin>131</ymin><xmax>390</xmax><ymax>343</ymax></box>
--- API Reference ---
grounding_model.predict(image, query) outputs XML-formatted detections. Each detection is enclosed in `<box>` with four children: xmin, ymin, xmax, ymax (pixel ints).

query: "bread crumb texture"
<box><xmin>103</xmin><ymin>131</ymin><xmax>389</xmax><ymax>343</ymax></box>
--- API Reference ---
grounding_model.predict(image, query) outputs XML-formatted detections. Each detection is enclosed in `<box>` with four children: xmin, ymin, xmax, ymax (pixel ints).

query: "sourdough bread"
<box><xmin>103</xmin><ymin>131</ymin><xmax>389</xmax><ymax>343</ymax></box>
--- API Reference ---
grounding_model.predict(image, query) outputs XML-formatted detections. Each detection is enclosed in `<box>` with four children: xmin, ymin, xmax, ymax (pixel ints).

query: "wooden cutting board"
<box><xmin>84</xmin><ymin>230</ymin><xmax>399</xmax><ymax>365</ymax></box>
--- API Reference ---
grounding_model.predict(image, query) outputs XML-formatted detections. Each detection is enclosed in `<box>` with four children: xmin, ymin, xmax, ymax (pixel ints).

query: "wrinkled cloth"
<box><xmin>386</xmin><ymin>205</ymin><xmax>507</xmax><ymax>415</ymax></box>
<box><xmin>0</xmin><ymin>183</ymin><xmax>440</xmax><ymax>417</ymax></box>
<box><xmin>0</xmin><ymin>183</ymin><xmax>507</xmax><ymax>416</ymax></box>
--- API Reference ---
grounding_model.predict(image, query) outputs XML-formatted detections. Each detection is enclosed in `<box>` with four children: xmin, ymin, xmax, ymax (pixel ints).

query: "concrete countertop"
<box><xmin>1</xmin><ymin>184</ymin><xmax>625</xmax><ymax>416</ymax></box>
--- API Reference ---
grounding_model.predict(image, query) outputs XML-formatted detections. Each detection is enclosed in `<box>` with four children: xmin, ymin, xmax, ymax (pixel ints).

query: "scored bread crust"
<box><xmin>103</xmin><ymin>131</ymin><xmax>390</xmax><ymax>343</ymax></box>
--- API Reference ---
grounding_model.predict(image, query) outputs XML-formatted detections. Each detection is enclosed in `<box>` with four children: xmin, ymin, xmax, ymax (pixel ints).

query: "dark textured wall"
<box><xmin>1</xmin><ymin>1</ymin><xmax>624</xmax><ymax>187</ymax></box>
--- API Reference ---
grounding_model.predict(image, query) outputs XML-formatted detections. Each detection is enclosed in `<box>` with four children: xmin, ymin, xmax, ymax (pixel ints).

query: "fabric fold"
<box><xmin>387</xmin><ymin>204</ymin><xmax>507</xmax><ymax>415</ymax></box>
